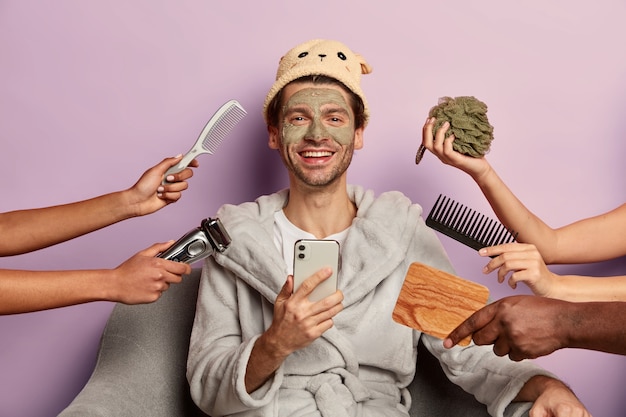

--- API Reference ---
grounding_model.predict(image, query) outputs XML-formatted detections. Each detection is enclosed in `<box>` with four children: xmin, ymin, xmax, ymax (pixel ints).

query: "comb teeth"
<box><xmin>426</xmin><ymin>194</ymin><xmax>518</xmax><ymax>252</ymax></box>
<box><xmin>202</xmin><ymin>101</ymin><xmax>247</xmax><ymax>153</ymax></box>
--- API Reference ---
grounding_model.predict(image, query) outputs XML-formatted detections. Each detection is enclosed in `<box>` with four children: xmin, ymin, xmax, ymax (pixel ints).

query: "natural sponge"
<box><xmin>428</xmin><ymin>96</ymin><xmax>494</xmax><ymax>157</ymax></box>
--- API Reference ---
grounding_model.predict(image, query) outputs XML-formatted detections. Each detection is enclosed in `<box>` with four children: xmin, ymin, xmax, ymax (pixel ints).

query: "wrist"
<box><xmin>258</xmin><ymin>329</ymin><xmax>292</xmax><ymax>362</ymax></box>
<box><xmin>560</xmin><ymin>301</ymin><xmax>598</xmax><ymax>349</ymax></box>
<box><xmin>534</xmin><ymin>375</ymin><xmax>570</xmax><ymax>397</ymax></box>
<box><xmin>118</xmin><ymin>188</ymin><xmax>145</xmax><ymax>218</ymax></box>
<box><xmin>517</xmin><ymin>374</ymin><xmax>568</xmax><ymax>402</ymax></box>
<box><xmin>97</xmin><ymin>269</ymin><xmax>123</xmax><ymax>302</ymax></box>
<box><xmin>545</xmin><ymin>271</ymin><xmax>566</xmax><ymax>299</ymax></box>
<box><xmin>473</xmin><ymin>163</ymin><xmax>496</xmax><ymax>189</ymax></box>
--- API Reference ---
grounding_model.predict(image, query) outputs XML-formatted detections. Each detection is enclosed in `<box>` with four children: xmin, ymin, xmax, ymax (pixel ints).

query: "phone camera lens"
<box><xmin>298</xmin><ymin>253</ymin><xmax>305</xmax><ymax>259</ymax></box>
<box><xmin>298</xmin><ymin>244</ymin><xmax>305</xmax><ymax>250</ymax></box>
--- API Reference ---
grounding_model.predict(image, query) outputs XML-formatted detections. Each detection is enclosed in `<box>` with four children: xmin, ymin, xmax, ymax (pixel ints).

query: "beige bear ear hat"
<box><xmin>263</xmin><ymin>39</ymin><xmax>373</xmax><ymax>125</ymax></box>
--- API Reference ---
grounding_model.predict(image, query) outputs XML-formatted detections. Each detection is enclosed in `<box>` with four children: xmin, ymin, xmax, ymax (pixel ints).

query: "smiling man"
<box><xmin>275</xmin><ymin>86</ymin><xmax>360</xmax><ymax>184</ymax></box>
<box><xmin>186</xmin><ymin>39</ymin><xmax>590</xmax><ymax>417</ymax></box>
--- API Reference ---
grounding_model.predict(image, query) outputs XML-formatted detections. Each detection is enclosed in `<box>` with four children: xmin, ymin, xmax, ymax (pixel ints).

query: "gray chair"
<box><xmin>58</xmin><ymin>269</ymin><xmax>527</xmax><ymax>417</ymax></box>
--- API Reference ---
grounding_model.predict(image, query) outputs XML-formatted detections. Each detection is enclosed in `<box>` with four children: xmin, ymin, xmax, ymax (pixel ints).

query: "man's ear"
<box><xmin>354</xmin><ymin>127</ymin><xmax>364</xmax><ymax>150</ymax></box>
<box><xmin>268</xmin><ymin>125</ymin><xmax>280</xmax><ymax>149</ymax></box>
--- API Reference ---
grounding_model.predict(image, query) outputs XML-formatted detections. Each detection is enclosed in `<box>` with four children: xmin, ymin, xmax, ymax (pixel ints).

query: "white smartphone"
<box><xmin>293</xmin><ymin>239</ymin><xmax>340</xmax><ymax>302</ymax></box>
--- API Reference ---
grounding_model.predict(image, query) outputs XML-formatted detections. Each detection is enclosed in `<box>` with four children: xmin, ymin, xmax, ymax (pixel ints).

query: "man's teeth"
<box><xmin>302</xmin><ymin>151</ymin><xmax>332</xmax><ymax>157</ymax></box>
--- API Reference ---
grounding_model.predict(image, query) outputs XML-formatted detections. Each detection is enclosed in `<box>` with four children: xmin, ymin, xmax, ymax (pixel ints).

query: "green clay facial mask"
<box><xmin>281</xmin><ymin>88</ymin><xmax>355</xmax><ymax>146</ymax></box>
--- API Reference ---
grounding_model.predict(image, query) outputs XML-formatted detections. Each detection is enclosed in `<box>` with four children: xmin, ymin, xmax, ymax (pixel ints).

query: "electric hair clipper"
<box><xmin>157</xmin><ymin>217</ymin><xmax>231</xmax><ymax>264</ymax></box>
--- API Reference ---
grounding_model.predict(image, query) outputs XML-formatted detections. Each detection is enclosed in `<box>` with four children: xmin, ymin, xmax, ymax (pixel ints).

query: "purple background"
<box><xmin>1</xmin><ymin>1</ymin><xmax>625</xmax><ymax>416</ymax></box>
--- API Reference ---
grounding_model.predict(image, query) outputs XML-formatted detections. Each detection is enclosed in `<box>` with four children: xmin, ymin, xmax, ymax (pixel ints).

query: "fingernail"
<box><xmin>157</xmin><ymin>186</ymin><xmax>165</xmax><ymax>192</ymax></box>
<box><xmin>166</xmin><ymin>175</ymin><xmax>175</xmax><ymax>182</ymax></box>
<box><xmin>175</xmin><ymin>153</ymin><xmax>183</xmax><ymax>158</ymax></box>
<box><xmin>479</xmin><ymin>248</ymin><xmax>487</xmax><ymax>256</ymax></box>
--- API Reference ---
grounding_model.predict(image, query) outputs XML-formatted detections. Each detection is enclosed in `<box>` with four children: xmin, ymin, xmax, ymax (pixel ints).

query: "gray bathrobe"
<box><xmin>187</xmin><ymin>185</ymin><xmax>553</xmax><ymax>417</ymax></box>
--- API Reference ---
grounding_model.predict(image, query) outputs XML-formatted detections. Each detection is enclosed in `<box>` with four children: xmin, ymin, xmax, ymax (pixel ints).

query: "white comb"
<box><xmin>163</xmin><ymin>99</ymin><xmax>246</xmax><ymax>183</ymax></box>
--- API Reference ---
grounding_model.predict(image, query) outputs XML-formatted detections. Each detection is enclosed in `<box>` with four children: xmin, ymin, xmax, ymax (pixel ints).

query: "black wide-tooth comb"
<box><xmin>426</xmin><ymin>194</ymin><xmax>518</xmax><ymax>253</ymax></box>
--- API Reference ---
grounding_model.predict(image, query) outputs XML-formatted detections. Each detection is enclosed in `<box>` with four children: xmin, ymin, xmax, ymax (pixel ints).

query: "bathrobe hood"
<box><xmin>212</xmin><ymin>185</ymin><xmax>449</xmax><ymax>308</ymax></box>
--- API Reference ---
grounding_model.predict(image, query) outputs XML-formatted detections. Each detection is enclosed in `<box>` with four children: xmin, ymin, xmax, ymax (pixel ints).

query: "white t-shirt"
<box><xmin>273</xmin><ymin>209</ymin><xmax>349</xmax><ymax>275</ymax></box>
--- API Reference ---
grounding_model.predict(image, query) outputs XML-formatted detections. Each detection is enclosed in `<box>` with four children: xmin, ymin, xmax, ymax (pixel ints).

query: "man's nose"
<box><xmin>306</xmin><ymin>120</ymin><xmax>329</xmax><ymax>141</ymax></box>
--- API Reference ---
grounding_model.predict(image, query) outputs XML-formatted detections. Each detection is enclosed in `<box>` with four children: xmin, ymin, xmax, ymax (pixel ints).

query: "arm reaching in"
<box><xmin>480</xmin><ymin>243</ymin><xmax>626</xmax><ymax>301</ymax></box>
<box><xmin>421</xmin><ymin>118</ymin><xmax>626</xmax><ymax>264</ymax></box>
<box><xmin>0</xmin><ymin>155</ymin><xmax>198</xmax><ymax>256</ymax></box>
<box><xmin>514</xmin><ymin>375</ymin><xmax>591</xmax><ymax>417</ymax></box>
<box><xmin>0</xmin><ymin>155</ymin><xmax>198</xmax><ymax>314</ymax></box>
<box><xmin>444</xmin><ymin>295</ymin><xmax>626</xmax><ymax>359</ymax></box>
<box><xmin>422</xmin><ymin>118</ymin><xmax>626</xmax><ymax>302</ymax></box>
<box><xmin>0</xmin><ymin>241</ymin><xmax>191</xmax><ymax>314</ymax></box>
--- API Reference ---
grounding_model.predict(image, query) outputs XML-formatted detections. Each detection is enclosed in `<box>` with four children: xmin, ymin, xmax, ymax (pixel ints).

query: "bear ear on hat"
<box><xmin>356</xmin><ymin>54</ymin><xmax>373</xmax><ymax>75</ymax></box>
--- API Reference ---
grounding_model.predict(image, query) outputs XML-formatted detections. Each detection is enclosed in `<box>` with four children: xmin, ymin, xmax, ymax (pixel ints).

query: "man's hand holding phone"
<box><xmin>268</xmin><ymin>268</ymin><xmax>344</xmax><ymax>355</ymax></box>
<box><xmin>245</xmin><ymin>242</ymin><xmax>343</xmax><ymax>393</ymax></box>
<box><xmin>246</xmin><ymin>268</ymin><xmax>344</xmax><ymax>393</ymax></box>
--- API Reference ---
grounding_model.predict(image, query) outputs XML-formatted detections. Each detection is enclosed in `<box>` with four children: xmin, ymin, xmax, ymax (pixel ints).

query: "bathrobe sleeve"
<box><xmin>186</xmin><ymin>257</ymin><xmax>283</xmax><ymax>416</ymax></box>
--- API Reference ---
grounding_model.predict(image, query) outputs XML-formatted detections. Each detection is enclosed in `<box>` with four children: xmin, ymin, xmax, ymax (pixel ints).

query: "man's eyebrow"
<box><xmin>283</xmin><ymin>104</ymin><xmax>313</xmax><ymax>116</ymax></box>
<box><xmin>321</xmin><ymin>105</ymin><xmax>349</xmax><ymax>116</ymax></box>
